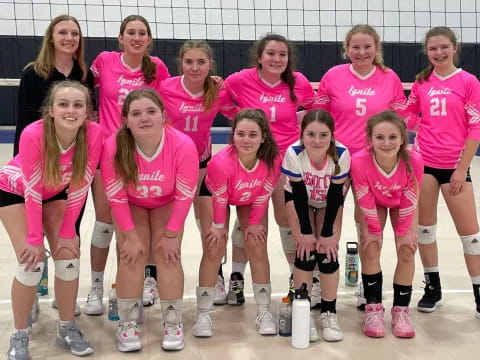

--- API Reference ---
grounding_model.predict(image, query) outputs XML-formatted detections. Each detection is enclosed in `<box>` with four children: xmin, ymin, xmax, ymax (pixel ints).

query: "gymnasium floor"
<box><xmin>0</xmin><ymin>143</ymin><xmax>478</xmax><ymax>360</ymax></box>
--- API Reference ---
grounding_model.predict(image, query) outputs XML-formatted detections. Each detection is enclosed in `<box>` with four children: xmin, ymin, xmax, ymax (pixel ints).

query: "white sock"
<box><xmin>232</xmin><ymin>262</ymin><xmax>247</xmax><ymax>275</ymax></box>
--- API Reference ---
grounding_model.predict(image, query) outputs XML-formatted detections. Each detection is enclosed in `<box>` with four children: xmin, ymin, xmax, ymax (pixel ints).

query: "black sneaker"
<box><xmin>417</xmin><ymin>282</ymin><xmax>442</xmax><ymax>312</ymax></box>
<box><xmin>227</xmin><ymin>272</ymin><xmax>245</xmax><ymax>305</ymax></box>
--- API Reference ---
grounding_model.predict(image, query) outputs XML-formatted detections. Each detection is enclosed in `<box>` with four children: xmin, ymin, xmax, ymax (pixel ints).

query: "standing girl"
<box><xmin>406</xmin><ymin>26</ymin><xmax>480</xmax><ymax>317</ymax></box>
<box><xmin>351</xmin><ymin>110</ymin><xmax>423</xmax><ymax>338</ymax></box>
<box><xmin>193</xmin><ymin>109</ymin><xmax>280</xmax><ymax>337</ymax></box>
<box><xmin>101</xmin><ymin>88</ymin><xmax>198</xmax><ymax>352</ymax></box>
<box><xmin>2</xmin><ymin>81</ymin><xmax>102</xmax><ymax>359</ymax></box>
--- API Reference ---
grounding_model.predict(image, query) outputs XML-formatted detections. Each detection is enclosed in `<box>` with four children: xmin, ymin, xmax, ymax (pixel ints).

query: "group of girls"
<box><xmin>2</xmin><ymin>11</ymin><xmax>480</xmax><ymax>359</ymax></box>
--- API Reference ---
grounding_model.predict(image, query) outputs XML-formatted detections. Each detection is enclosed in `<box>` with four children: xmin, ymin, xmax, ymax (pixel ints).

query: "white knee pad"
<box><xmin>279</xmin><ymin>226</ymin><xmax>296</xmax><ymax>254</ymax></box>
<box><xmin>461</xmin><ymin>233</ymin><xmax>480</xmax><ymax>255</ymax></box>
<box><xmin>55</xmin><ymin>258</ymin><xmax>80</xmax><ymax>281</ymax></box>
<box><xmin>417</xmin><ymin>225</ymin><xmax>437</xmax><ymax>245</ymax></box>
<box><xmin>15</xmin><ymin>262</ymin><xmax>44</xmax><ymax>286</ymax></box>
<box><xmin>90</xmin><ymin>221</ymin><xmax>114</xmax><ymax>248</ymax></box>
<box><xmin>231</xmin><ymin>219</ymin><xmax>244</xmax><ymax>248</ymax></box>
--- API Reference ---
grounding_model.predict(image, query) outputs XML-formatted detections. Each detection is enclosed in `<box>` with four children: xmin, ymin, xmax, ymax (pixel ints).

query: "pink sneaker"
<box><xmin>391</xmin><ymin>306</ymin><xmax>415</xmax><ymax>338</ymax></box>
<box><xmin>363</xmin><ymin>303</ymin><xmax>385</xmax><ymax>338</ymax></box>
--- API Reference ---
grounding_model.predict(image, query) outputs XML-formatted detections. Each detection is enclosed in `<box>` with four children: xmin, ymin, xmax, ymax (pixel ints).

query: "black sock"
<box><xmin>320</xmin><ymin>298</ymin><xmax>336</xmax><ymax>313</ymax></box>
<box><xmin>393</xmin><ymin>284</ymin><xmax>412</xmax><ymax>307</ymax></box>
<box><xmin>424</xmin><ymin>271</ymin><xmax>441</xmax><ymax>288</ymax></box>
<box><xmin>473</xmin><ymin>284</ymin><xmax>480</xmax><ymax>308</ymax></box>
<box><xmin>362</xmin><ymin>272</ymin><xmax>383</xmax><ymax>304</ymax></box>
<box><xmin>218</xmin><ymin>265</ymin><xmax>224</xmax><ymax>278</ymax></box>
<box><xmin>145</xmin><ymin>264</ymin><xmax>157</xmax><ymax>280</ymax></box>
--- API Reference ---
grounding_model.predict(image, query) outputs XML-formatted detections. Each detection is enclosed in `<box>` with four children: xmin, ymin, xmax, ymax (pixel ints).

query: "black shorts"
<box><xmin>199</xmin><ymin>177</ymin><xmax>212</xmax><ymax>197</ymax></box>
<box><xmin>199</xmin><ymin>156</ymin><xmax>211</xmax><ymax>169</ymax></box>
<box><xmin>0</xmin><ymin>187</ymin><xmax>68</xmax><ymax>208</ymax></box>
<box><xmin>424</xmin><ymin>166</ymin><xmax>472</xmax><ymax>185</ymax></box>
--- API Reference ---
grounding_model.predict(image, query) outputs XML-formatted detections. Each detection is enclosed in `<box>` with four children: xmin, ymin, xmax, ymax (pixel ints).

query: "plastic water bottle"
<box><xmin>291</xmin><ymin>283</ymin><xmax>310</xmax><ymax>349</ymax></box>
<box><xmin>278</xmin><ymin>297</ymin><xmax>292</xmax><ymax>336</ymax></box>
<box><xmin>37</xmin><ymin>250</ymin><xmax>50</xmax><ymax>296</ymax></box>
<box><xmin>108</xmin><ymin>284</ymin><xmax>120</xmax><ymax>321</ymax></box>
<box><xmin>345</xmin><ymin>242</ymin><xmax>359</xmax><ymax>286</ymax></box>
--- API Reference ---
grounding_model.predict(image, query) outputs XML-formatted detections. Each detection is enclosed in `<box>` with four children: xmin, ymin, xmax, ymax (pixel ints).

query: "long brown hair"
<box><xmin>119</xmin><ymin>15</ymin><xmax>156</xmax><ymax>84</ymax></box>
<box><xmin>41</xmin><ymin>80</ymin><xmax>91</xmax><ymax>188</ymax></box>
<box><xmin>301</xmin><ymin>109</ymin><xmax>341</xmax><ymax>175</ymax></box>
<box><xmin>416</xmin><ymin>26</ymin><xmax>459</xmax><ymax>83</ymax></box>
<box><xmin>343</xmin><ymin>24</ymin><xmax>387</xmax><ymax>72</ymax></box>
<box><xmin>115</xmin><ymin>88</ymin><xmax>166</xmax><ymax>185</ymax></box>
<box><xmin>26</xmin><ymin>15</ymin><xmax>88</xmax><ymax>82</ymax></box>
<box><xmin>178</xmin><ymin>40</ymin><xmax>218</xmax><ymax>112</ymax></box>
<box><xmin>231</xmin><ymin>109</ymin><xmax>279</xmax><ymax>171</ymax></box>
<box><xmin>251</xmin><ymin>33</ymin><xmax>298</xmax><ymax>103</ymax></box>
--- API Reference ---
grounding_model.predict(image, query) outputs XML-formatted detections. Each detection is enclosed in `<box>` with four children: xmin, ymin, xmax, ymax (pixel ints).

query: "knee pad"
<box><xmin>317</xmin><ymin>254</ymin><xmax>340</xmax><ymax>274</ymax></box>
<box><xmin>294</xmin><ymin>252</ymin><xmax>317</xmax><ymax>272</ymax></box>
<box><xmin>279</xmin><ymin>226</ymin><xmax>296</xmax><ymax>254</ymax></box>
<box><xmin>15</xmin><ymin>262</ymin><xmax>44</xmax><ymax>286</ymax></box>
<box><xmin>231</xmin><ymin>219</ymin><xmax>244</xmax><ymax>248</ymax></box>
<box><xmin>417</xmin><ymin>225</ymin><xmax>436</xmax><ymax>245</ymax></box>
<box><xmin>54</xmin><ymin>258</ymin><xmax>80</xmax><ymax>281</ymax></box>
<box><xmin>461</xmin><ymin>233</ymin><xmax>480</xmax><ymax>255</ymax></box>
<box><xmin>90</xmin><ymin>221</ymin><xmax>114</xmax><ymax>248</ymax></box>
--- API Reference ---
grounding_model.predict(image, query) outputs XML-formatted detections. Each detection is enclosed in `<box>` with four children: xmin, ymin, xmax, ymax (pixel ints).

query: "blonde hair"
<box><xmin>178</xmin><ymin>40</ymin><xmax>218</xmax><ymax>112</ymax></box>
<box><xmin>343</xmin><ymin>24</ymin><xmax>387</xmax><ymax>72</ymax></box>
<box><xmin>26</xmin><ymin>15</ymin><xmax>88</xmax><ymax>82</ymax></box>
<box><xmin>119</xmin><ymin>15</ymin><xmax>156</xmax><ymax>84</ymax></box>
<box><xmin>115</xmin><ymin>88</ymin><xmax>166</xmax><ymax>185</ymax></box>
<box><xmin>41</xmin><ymin>80</ymin><xmax>92</xmax><ymax>188</ymax></box>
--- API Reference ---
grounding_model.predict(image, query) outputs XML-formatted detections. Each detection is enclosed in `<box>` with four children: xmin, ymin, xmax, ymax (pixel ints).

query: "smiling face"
<box><xmin>369</xmin><ymin>121</ymin><xmax>403</xmax><ymax>161</ymax></box>
<box><xmin>233</xmin><ymin>119</ymin><xmax>264</xmax><ymax>158</ymax></box>
<box><xmin>302</xmin><ymin>120</ymin><xmax>332</xmax><ymax>158</ymax></box>
<box><xmin>257</xmin><ymin>40</ymin><xmax>289</xmax><ymax>78</ymax></box>
<box><xmin>124</xmin><ymin>97</ymin><xmax>165</xmax><ymax>140</ymax></box>
<box><xmin>426</xmin><ymin>35</ymin><xmax>457</xmax><ymax>71</ymax></box>
<box><xmin>347</xmin><ymin>32</ymin><xmax>376</xmax><ymax>71</ymax></box>
<box><xmin>119</xmin><ymin>20</ymin><xmax>152</xmax><ymax>56</ymax></box>
<box><xmin>51</xmin><ymin>20</ymin><xmax>80</xmax><ymax>57</ymax></box>
<box><xmin>181</xmin><ymin>49</ymin><xmax>212</xmax><ymax>85</ymax></box>
<box><xmin>49</xmin><ymin>87</ymin><xmax>88</xmax><ymax>133</ymax></box>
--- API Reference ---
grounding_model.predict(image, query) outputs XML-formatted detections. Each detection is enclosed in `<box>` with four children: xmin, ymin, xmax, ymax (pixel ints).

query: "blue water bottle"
<box><xmin>345</xmin><ymin>242</ymin><xmax>359</xmax><ymax>286</ymax></box>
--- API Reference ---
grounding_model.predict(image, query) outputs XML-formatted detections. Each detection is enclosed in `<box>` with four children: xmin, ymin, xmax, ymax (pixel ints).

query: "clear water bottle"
<box><xmin>278</xmin><ymin>296</ymin><xmax>292</xmax><ymax>337</ymax></box>
<box><xmin>37</xmin><ymin>250</ymin><xmax>50</xmax><ymax>296</ymax></box>
<box><xmin>345</xmin><ymin>242</ymin><xmax>359</xmax><ymax>286</ymax></box>
<box><xmin>291</xmin><ymin>283</ymin><xmax>310</xmax><ymax>349</ymax></box>
<box><xmin>108</xmin><ymin>284</ymin><xmax>120</xmax><ymax>321</ymax></box>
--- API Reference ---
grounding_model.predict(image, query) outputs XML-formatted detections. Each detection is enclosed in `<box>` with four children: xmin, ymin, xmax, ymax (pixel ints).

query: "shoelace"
<box><xmin>195</xmin><ymin>311</ymin><xmax>214</xmax><ymax>326</ymax></box>
<box><xmin>230</xmin><ymin>280</ymin><xmax>243</xmax><ymax>293</ymax></box>
<box><xmin>118</xmin><ymin>321</ymin><xmax>141</xmax><ymax>336</ymax></box>
<box><xmin>13</xmin><ymin>334</ymin><xmax>28</xmax><ymax>349</ymax></box>
<box><xmin>322</xmin><ymin>313</ymin><xmax>340</xmax><ymax>330</ymax></box>
<box><xmin>164</xmin><ymin>323</ymin><xmax>182</xmax><ymax>335</ymax></box>
<box><xmin>364</xmin><ymin>309</ymin><xmax>383</xmax><ymax>327</ymax></box>
<box><xmin>256</xmin><ymin>309</ymin><xmax>274</xmax><ymax>325</ymax></box>
<box><xmin>394</xmin><ymin>309</ymin><xmax>412</xmax><ymax>327</ymax></box>
<box><xmin>87</xmin><ymin>287</ymin><xmax>101</xmax><ymax>301</ymax></box>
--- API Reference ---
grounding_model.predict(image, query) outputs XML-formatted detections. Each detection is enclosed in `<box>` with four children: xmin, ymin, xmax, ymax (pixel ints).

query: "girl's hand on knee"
<box><xmin>120</xmin><ymin>231</ymin><xmax>145</xmax><ymax>266</ymax></box>
<box><xmin>396</xmin><ymin>233</ymin><xmax>417</xmax><ymax>253</ymax></box>
<box><xmin>296</xmin><ymin>234</ymin><xmax>316</xmax><ymax>261</ymax></box>
<box><xmin>158</xmin><ymin>235</ymin><xmax>181</xmax><ymax>265</ymax></box>
<box><xmin>20</xmin><ymin>243</ymin><xmax>45</xmax><ymax>271</ymax></box>
<box><xmin>207</xmin><ymin>226</ymin><xmax>227</xmax><ymax>248</ymax></box>
<box><xmin>317</xmin><ymin>235</ymin><xmax>339</xmax><ymax>263</ymax></box>
<box><xmin>244</xmin><ymin>224</ymin><xmax>266</xmax><ymax>246</ymax></box>
<box><xmin>54</xmin><ymin>236</ymin><xmax>80</xmax><ymax>258</ymax></box>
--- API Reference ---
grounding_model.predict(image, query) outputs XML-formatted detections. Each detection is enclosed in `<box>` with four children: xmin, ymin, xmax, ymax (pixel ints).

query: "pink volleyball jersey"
<box><xmin>205</xmin><ymin>145</ymin><xmax>281</xmax><ymax>226</ymax></box>
<box><xmin>91</xmin><ymin>51</ymin><xmax>170</xmax><ymax>138</ymax></box>
<box><xmin>0</xmin><ymin>120</ymin><xmax>103</xmax><ymax>246</ymax></box>
<box><xmin>158</xmin><ymin>76</ymin><xmax>236</xmax><ymax>162</ymax></box>
<box><xmin>282</xmin><ymin>140</ymin><xmax>350</xmax><ymax>208</ymax></box>
<box><xmin>350</xmin><ymin>149</ymin><xmax>424</xmax><ymax>236</ymax></box>
<box><xmin>101</xmin><ymin>126</ymin><xmax>198</xmax><ymax>232</ymax></box>
<box><xmin>406</xmin><ymin>69</ymin><xmax>480</xmax><ymax>168</ymax></box>
<box><xmin>316</xmin><ymin>64</ymin><xmax>407</xmax><ymax>155</ymax></box>
<box><xmin>223</xmin><ymin>68</ymin><xmax>317</xmax><ymax>154</ymax></box>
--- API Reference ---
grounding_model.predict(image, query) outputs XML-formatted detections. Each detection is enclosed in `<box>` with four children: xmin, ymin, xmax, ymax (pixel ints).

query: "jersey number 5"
<box><xmin>355</xmin><ymin>98</ymin><xmax>367</xmax><ymax>116</ymax></box>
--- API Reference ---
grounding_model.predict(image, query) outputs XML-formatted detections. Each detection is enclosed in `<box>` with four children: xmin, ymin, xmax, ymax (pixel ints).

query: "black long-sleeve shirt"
<box><xmin>14</xmin><ymin>62</ymin><xmax>95</xmax><ymax>155</ymax></box>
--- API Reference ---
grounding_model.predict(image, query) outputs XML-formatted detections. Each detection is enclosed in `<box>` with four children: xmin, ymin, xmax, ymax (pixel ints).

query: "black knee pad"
<box><xmin>317</xmin><ymin>254</ymin><xmax>339</xmax><ymax>274</ymax></box>
<box><xmin>294</xmin><ymin>252</ymin><xmax>317</xmax><ymax>272</ymax></box>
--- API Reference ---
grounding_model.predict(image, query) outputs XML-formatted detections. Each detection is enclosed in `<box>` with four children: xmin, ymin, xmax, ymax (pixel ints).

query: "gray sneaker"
<box><xmin>56</xmin><ymin>320</ymin><xmax>94</xmax><ymax>356</ymax></box>
<box><xmin>7</xmin><ymin>330</ymin><xmax>29</xmax><ymax>360</ymax></box>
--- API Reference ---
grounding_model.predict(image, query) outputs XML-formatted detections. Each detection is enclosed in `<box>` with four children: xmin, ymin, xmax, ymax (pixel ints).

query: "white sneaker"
<box><xmin>213</xmin><ymin>275</ymin><xmax>227</xmax><ymax>305</ymax></box>
<box><xmin>162</xmin><ymin>322</ymin><xmax>185</xmax><ymax>351</ymax></box>
<box><xmin>83</xmin><ymin>286</ymin><xmax>104</xmax><ymax>315</ymax></box>
<box><xmin>116</xmin><ymin>321</ymin><xmax>141</xmax><ymax>352</ymax></box>
<box><xmin>255</xmin><ymin>307</ymin><xmax>277</xmax><ymax>335</ymax></box>
<box><xmin>51</xmin><ymin>299</ymin><xmax>81</xmax><ymax>316</ymax></box>
<box><xmin>311</xmin><ymin>277</ymin><xmax>321</xmax><ymax>310</ymax></box>
<box><xmin>192</xmin><ymin>311</ymin><xmax>213</xmax><ymax>337</ymax></box>
<box><xmin>319</xmin><ymin>312</ymin><xmax>344</xmax><ymax>342</ymax></box>
<box><xmin>309</xmin><ymin>312</ymin><xmax>319</xmax><ymax>342</ymax></box>
<box><xmin>31</xmin><ymin>294</ymin><xmax>39</xmax><ymax>323</ymax></box>
<box><xmin>143</xmin><ymin>277</ymin><xmax>157</xmax><ymax>307</ymax></box>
